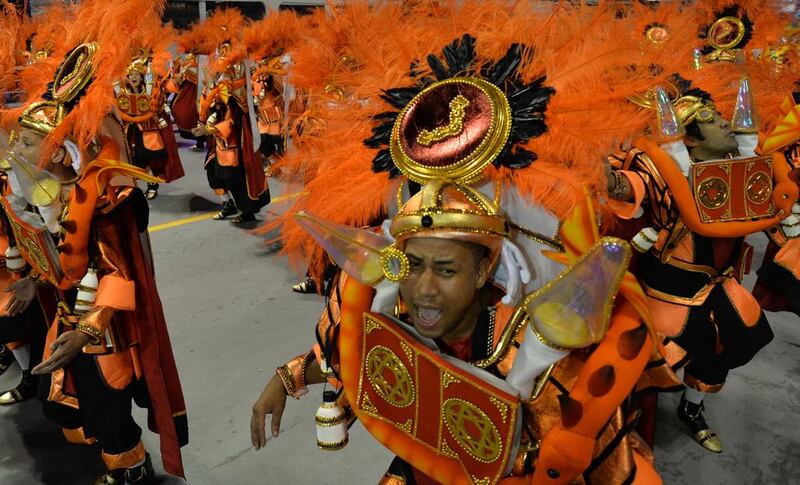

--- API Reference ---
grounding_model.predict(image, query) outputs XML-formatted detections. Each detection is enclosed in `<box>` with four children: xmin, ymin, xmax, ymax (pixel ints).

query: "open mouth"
<box><xmin>415</xmin><ymin>306</ymin><xmax>443</xmax><ymax>330</ymax></box>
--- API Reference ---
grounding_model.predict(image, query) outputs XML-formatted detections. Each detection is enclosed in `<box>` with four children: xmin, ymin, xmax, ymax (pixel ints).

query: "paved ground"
<box><xmin>0</xmin><ymin>141</ymin><xmax>798</xmax><ymax>484</ymax></box>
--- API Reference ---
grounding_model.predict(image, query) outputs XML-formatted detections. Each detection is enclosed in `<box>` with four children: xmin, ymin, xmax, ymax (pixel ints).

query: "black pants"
<box><xmin>0</xmin><ymin>300</ymin><xmax>48</xmax><ymax>369</ymax></box>
<box><xmin>671</xmin><ymin>285</ymin><xmax>773</xmax><ymax>388</ymax></box>
<box><xmin>205</xmin><ymin>157</ymin><xmax>270</xmax><ymax>214</ymax></box>
<box><xmin>258</xmin><ymin>133</ymin><xmax>284</xmax><ymax>159</ymax></box>
<box><xmin>39</xmin><ymin>352</ymin><xmax>142</xmax><ymax>455</ymax></box>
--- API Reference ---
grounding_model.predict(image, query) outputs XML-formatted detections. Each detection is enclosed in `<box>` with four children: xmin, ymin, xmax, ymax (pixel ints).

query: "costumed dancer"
<box><xmin>167</xmin><ymin>23</ymin><xmax>207</xmax><ymax>152</ymax></box>
<box><xmin>0</xmin><ymin>129</ymin><xmax>54</xmax><ymax>406</ymax></box>
<box><xmin>251</xmin><ymin>2</ymin><xmax>702</xmax><ymax>483</ymax></box>
<box><xmin>116</xmin><ymin>21</ymin><xmax>185</xmax><ymax>201</ymax></box>
<box><xmin>753</xmin><ymin>90</ymin><xmax>800</xmax><ymax>316</ymax></box>
<box><xmin>0</xmin><ymin>0</ymin><xmax>57</xmax><ymax>406</ymax></box>
<box><xmin>241</xmin><ymin>9</ymin><xmax>302</xmax><ymax>176</ymax></box>
<box><xmin>606</xmin><ymin>2</ymin><xmax>798</xmax><ymax>454</ymax></box>
<box><xmin>193</xmin><ymin>9</ymin><xmax>269</xmax><ymax>224</ymax></box>
<box><xmin>0</xmin><ymin>1</ymin><xmax>188</xmax><ymax>482</ymax></box>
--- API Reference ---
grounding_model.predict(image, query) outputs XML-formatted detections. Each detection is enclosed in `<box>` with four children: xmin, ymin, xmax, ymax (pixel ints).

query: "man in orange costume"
<box><xmin>249</xmin><ymin>31</ymin><xmax>663</xmax><ymax>481</ymax></box>
<box><xmin>606</xmin><ymin>83</ymin><xmax>795</xmax><ymax>453</ymax></box>
<box><xmin>3</xmin><ymin>39</ymin><xmax>188</xmax><ymax>485</ymax></box>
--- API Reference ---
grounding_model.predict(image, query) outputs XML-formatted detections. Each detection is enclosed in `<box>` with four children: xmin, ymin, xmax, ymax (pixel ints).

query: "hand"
<box><xmin>497</xmin><ymin>239</ymin><xmax>532</xmax><ymax>306</ymax></box>
<box><xmin>250</xmin><ymin>373</ymin><xmax>288</xmax><ymax>449</ymax></box>
<box><xmin>31</xmin><ymin>331</ymin><xmax>92</xmax><ymax>375</ymax></box>
<box><xmin>4</xmin><ymin>277</ymin><xmax>37</xmax><ymax>316</ymax></box>
<box><xmin>191</xmin><ymin>125</ymin><xmax>208</xmax><ymax>137</ymax></box>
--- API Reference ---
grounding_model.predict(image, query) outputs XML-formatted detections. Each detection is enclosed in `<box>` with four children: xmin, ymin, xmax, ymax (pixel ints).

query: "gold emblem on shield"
<box><xmin>136</xmin><ymin>96</ymin><xmax>151</xmax><ymax>113</ymax></box>
<box><xmin>443</xmin><ymin>398</ymin><xmax>502</xmax><ymax>463</ymax></box>
<box><xmin>746</xmin><ymin>171</ymin><xmax>772</xmax><ymax>205</ymax></box>
<box><xmin>366</xmin><ymin>346</ymin><xmax>415</xmax><ymax>408</ymax></box>
<box><xmin>697</xmin><ymin>177</ymin><xmax>728</xmax><ymax>209</ymax></box>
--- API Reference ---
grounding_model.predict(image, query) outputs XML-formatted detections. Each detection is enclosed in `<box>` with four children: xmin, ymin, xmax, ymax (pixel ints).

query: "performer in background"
<box><xmin>117</xmin><ymin>48</ymin><xmax>184</xmax><ymax>200</ymax></box>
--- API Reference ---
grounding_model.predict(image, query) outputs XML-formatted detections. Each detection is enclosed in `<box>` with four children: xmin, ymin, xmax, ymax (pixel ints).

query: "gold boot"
<box><xmin>677</xmin><ymin>394</ymin><xmax>722</xmax><ymax>453</ymax></box>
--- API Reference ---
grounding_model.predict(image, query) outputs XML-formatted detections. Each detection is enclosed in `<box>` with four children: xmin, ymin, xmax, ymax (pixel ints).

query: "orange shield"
<box><xmin>116</xmin><ymin>92</ymin><xmax>152</xmax><ymax>117</ymax></box>
<box><xmin>691</xmin><ymin>156</ymin><xmax>775</xmax><ymax>223</ymax></box>
<box><xmin>341</xmin><ymin>308</ymin><xmax>521</xmax><ymax>485</ymax></box>
<box><xmin>1</xmin><ymin>194</ymin><xmax>63</xmax><ymax>285</ymax></box>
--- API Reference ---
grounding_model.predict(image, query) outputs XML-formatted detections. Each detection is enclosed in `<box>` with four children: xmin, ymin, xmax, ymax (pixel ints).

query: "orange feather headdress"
<box><xmin>242</xmin><ymin>8</ymin><xmax>302</xmax><ymax>62</ymax></box>
<box><xmin>6</xmin><ymin>0</ymin><xmax>167</xmax><ymax>154</ymax></box>
<box><xmin>256</xmin><ymin>0</ymin><xmax>701</xmax><ymax>279</ymax></box>
<box><xmin>192</xmin><ymin>7</ymin><xmax>248</xmax><ymax>75</ymax></box>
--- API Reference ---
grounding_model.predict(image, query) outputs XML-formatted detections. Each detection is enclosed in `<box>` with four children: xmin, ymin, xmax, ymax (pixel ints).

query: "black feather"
<box><xmin>427</xmin><ymin>53</ymin><xmax>449</xmax><ymax>80</ymax></box>
<box><xmin>380</xmin><ymin>88</ymin><xmax>419</xmax><ymax>109</ymax></box>
<box><xmin>364</xmin><ymin>120</ymin><xmax>395</xmax><ymax>148</ymax></box>
<box><xmin>371</xmin><ymin>149</ymin><xmax>395</xmax><ymax>173</ymax></box>
<box><xmin>484</xmin><ymin>44</ymin><xmax>522</xmax><ymax>86</ymax></box>
<box><xmin>366</xmin><ymin>34</ymin><xmax>555</xmax><ymax>179</ymax></box>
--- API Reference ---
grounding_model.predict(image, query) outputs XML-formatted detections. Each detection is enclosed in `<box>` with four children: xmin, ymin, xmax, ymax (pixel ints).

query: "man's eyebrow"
<box><xmin>433</xmin><ymin>259</ymin><xmax>456</xmax><ymax>265</ymax></box>
<box><xmin>406</xmin><ymin>254</ymin><xmax>422</xmax><ymax>262</ymax></box>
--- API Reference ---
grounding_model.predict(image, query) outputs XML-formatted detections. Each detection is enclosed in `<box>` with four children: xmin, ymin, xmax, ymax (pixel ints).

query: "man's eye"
<box><xmin>438</xmin><ymin>268</ymin><xmax>456</xmax><ymax>276</ymax></box>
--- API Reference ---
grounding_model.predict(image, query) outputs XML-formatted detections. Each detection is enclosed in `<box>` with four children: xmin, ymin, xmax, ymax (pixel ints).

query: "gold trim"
<box><xmin>471</xmin><ymin>306</ymin><xmax>526</xmax><ymax>369</ymax></box>
<box><xmin>441</xmin><ymin>370</ymin><xmax>460</xmax><ymax>389</ymax></box>
<box><xmin>509</xmin><ymin>222</ymin><xmax>563</xmax><ymax>250</ymax></box>
<box><xmin>51</xmin><ymin>43</ymin><xmax>98</xmax><ymax>104</ymax></box>
<box><xmin>317</xmin><ymin>437</ymin><xmax>349</xmax><ymax>451</ymax></box>
<box><xmin>390</xmin><ymin>77</ymin><xmax>512</xmax><ymax>184</ymax></box>
<box><xmin>380</xmin><ymin>244</ymin><xmax>411</xmax><ymax>282</ymax></box>
<box><xmin>529</xmin><ymin>364</ymin><xmax>555</xmax><ymax>401</ymax></box>
<box><xmin>707</xmin><ymin>16</ymin><xmax>746</xmax><ymax>50</ymax></box>
<box><xmin>315</xmin><ymin>414</ymin><xmax>348</xmax><ymax>427</ymax></box>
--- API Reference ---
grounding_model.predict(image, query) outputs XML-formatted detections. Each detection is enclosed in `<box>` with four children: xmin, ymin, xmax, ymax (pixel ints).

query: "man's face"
<box><xmin>400</xmin><ymin>237</ymin><xmax>489</xmax><ymax>340</ymax></box>
<box><xmin>687</xmin><ymin>112</ymin><xmax>739</xmax><ymax>158</ymax></box>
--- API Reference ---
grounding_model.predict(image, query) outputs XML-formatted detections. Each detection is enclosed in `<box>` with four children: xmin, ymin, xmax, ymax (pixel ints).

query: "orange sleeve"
<box><xmin>77</xmin><ymin>213</ymin><xmax>137</xmax><ymax>338</ymax></box>
<box><xmin>165</xmin><ymin>79</ymin><xmax>180</xmax><ymax>94</ymax></box>
<box><xmin>533</xmin><ymin>301</ymin><xmax>653</xmax><ymax>484</ymax></box>
<box><xmin>607</xmin><ymin>170</ymin><xmax>646</xmax><ymax>220</ymax></box>
<box><xmin>214</xmin><ymin>119</ymin><xmax>234</xmax><ymax>140</ymax></box>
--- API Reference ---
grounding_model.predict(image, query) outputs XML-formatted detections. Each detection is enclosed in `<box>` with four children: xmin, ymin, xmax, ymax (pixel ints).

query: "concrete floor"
<box><xmin>0</xmin><ymin>142</ymin><xmax>798</xmax><ymax>484</ymax></box>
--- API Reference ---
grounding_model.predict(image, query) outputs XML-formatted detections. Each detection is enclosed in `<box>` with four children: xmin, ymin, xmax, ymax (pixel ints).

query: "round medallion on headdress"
<box><xmin>707</xmin><ymin>16</ymin><xmax>746</xmax><ymax>51</ymax></box>
<box><xmin>390</xmin><ymin>77</ymin><xmax>512</xmax><ymax>184</ymax></box>
<box><xmin>51</xmin><ymin>42</ymin><xmax>98</xmax><ymax>104</ymax></box>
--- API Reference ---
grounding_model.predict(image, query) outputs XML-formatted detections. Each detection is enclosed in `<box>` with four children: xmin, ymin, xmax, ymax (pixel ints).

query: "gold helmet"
<box><xmin>390</xmin><ymin>179</ymin><xmax>507</xmax><ymax>267</ymax></box>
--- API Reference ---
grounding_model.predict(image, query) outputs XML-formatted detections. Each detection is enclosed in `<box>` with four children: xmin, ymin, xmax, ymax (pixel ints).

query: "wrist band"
<box><xmin>276</xmin><ymin>351</ymin><xmax>315</xmax><ymax>399</ymax></box>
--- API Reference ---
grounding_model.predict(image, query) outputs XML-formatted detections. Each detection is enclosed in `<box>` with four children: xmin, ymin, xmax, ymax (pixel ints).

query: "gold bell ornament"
<box><xmin>73</xmin><ymin>267</ymin><xmax>98</xmax><ymax>315</ymax></box>
<box><xmin>4</xmin><ymin>245</ymin><xmax>28</xmax><ymax>273</ymax></box>
<box><xmin>315</xmin><ymin>390</ymin><xmax>349</xmax><ymax>451</ymax></box>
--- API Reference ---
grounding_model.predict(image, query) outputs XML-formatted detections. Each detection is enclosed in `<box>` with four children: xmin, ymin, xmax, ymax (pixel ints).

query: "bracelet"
<box><xmin>610</xmin><ymin>171</ymin><xmax>628</xmax><ymax>200</ymax></box>
<box><xmin>276</xmin><ymin>351</ymin><xmax>315</xmax><ymax>399</ymax></box>
<box><xmin>75</xmin><ymin>323</ymin><xmax>103</xmax><ymax>345</ymax></box>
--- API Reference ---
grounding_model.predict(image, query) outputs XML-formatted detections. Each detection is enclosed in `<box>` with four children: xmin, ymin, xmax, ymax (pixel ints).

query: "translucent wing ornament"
<box><xmin>655</xmin><ymin>86</ymin><xmax>685</xmax><ymax>142</ymax></box>
<box><xmin>295</xmin><ymin>212</ymin><xmax>405</xmax><ymax>286</ymax></box>
<box><xmin>524</xmin><ymin>237</ymin><xmax>631</xmax><ymax>349</ymax></box>
<box><xmin>731</xmin><ymin>77</ymin><xmax>760</xmax><ymax>134</ymax></box>
<box><xmin>529</xmin><ymin>190</ymin><xmax>657</xmax><ymax>349</ymax></box>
